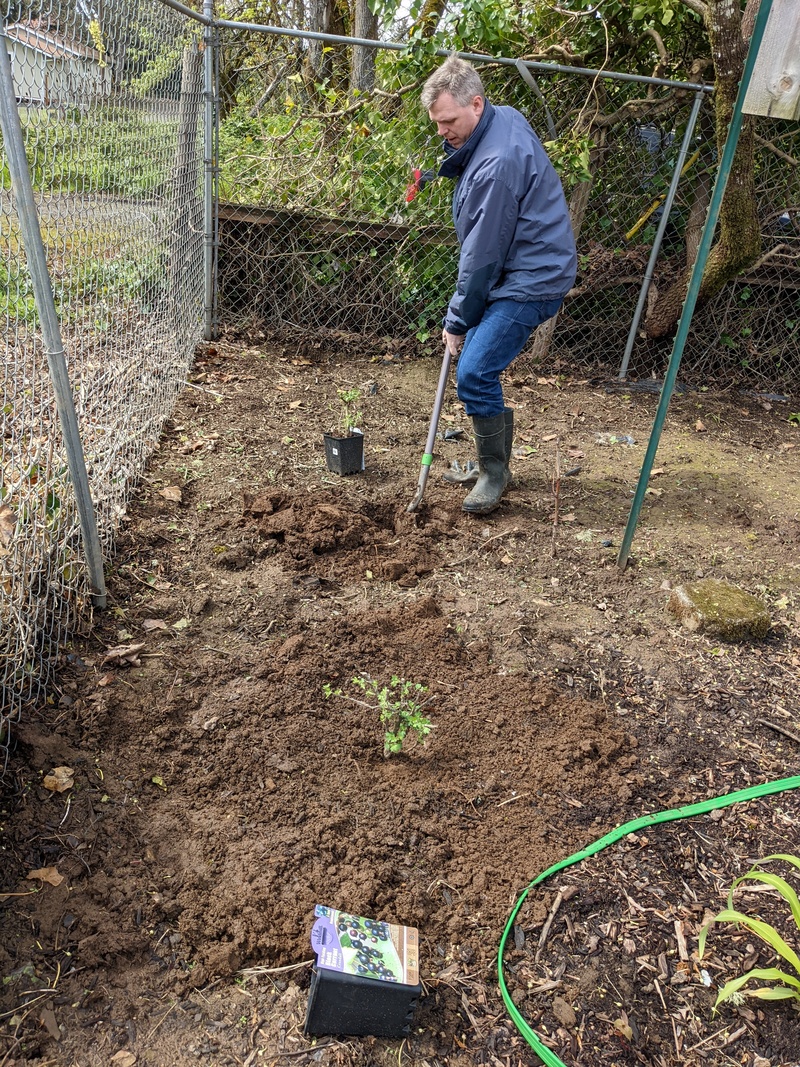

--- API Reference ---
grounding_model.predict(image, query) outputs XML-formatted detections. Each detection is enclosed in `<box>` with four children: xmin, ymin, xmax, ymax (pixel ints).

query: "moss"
<box><xmin>667</xmin><ymin>579</ymin><xmax>771</xmax><ymax>641</ymax></box>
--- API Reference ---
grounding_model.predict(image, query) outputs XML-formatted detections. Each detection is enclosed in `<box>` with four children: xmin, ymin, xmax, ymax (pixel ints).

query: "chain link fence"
<box><xmin>1</xmin><ymin>0</ymin><xmax>205</xmax><ymax>760</ymax></box>
<box><xmin>2</xmin><ymin>4</ymin><xmax>798</xmax><ymax>765</ymax></box>
<box><xmin>216</xmin><ymin>34</ymin><xmax>798</xmax><ymax>389</ymax></box>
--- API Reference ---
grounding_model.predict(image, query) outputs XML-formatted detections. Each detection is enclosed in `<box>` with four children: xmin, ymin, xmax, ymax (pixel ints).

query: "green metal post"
<box><xmin>616</xmin><ymin>0</ymin><xmax>775</xmax><ymax>571</ymax></box>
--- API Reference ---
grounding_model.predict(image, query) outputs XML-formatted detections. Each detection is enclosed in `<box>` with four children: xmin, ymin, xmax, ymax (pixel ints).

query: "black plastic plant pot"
<box><xmin>304</xmin><ymin>905</ymin><xmax>421</xmax><ymax>1039</ymax></box>
<box><xmin>323</xmin><ymin>430</ymin><xmax>364</xmax><ymax>476</ymax></box>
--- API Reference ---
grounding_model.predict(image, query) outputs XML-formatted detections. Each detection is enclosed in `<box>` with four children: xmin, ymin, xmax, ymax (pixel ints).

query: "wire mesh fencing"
<box><xmin>216</xmin><ymin>34</ymin><xmax>798</xmax><ymax>390</ymax></box>
<box><xmin>1</xmin><ymin>0</ymin><xmax>206</xmax><ymax>759</ymax></box>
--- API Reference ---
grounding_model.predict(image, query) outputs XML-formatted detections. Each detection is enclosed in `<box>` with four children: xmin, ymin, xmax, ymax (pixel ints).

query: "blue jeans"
<box><xmin>456</xmin><ymin>297</ymin><xmax>564</xmax><ymax>417</ymax></box>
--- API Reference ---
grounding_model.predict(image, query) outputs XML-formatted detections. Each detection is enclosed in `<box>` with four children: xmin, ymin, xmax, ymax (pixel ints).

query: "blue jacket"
<box><xmin>438</xmin><ymin>100</ymin><xmax>577</xmax><ymax>335</ymax></box>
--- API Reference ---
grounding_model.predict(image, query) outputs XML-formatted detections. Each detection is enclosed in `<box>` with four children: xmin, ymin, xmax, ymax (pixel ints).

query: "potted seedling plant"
<box><xmin>323</xmin><ymin>387</ymin><xmax>364</xmax><ymax>475</ymax></box>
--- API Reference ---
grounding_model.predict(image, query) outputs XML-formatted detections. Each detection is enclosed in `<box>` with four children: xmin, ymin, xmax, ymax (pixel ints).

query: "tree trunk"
<box><xmin>304</xmin><ymin>0</ymin><xmax>350</xmax><ymax>94</ymax></box>
<box><xmin>306</xmin><ymin>0</ymin><xmax>330</xmax><ymax>85</ymax></box>
<box><xmin>412</xmin><ymin>0</ymin><xmax>448</xmax><ymax>38</ymax></box>
<box><xmin>683</xmin><ymin>102</ymin><xmax>716</xmax><ymax>268</ymax></box>
<box><xmin>644</xmin><ymin>0</ymin><xmax>762</xmax><ymax>338</ymax></box>
<box><xmin>350</xmin><ymin>0</ymin><xmax>378</xmax><ymax>94</ymax></box>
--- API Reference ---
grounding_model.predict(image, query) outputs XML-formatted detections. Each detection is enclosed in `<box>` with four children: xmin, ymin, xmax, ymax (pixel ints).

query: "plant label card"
<box><xmin>310</xmin><ymin>904</ymin><xmax>419</xmax><ymax>987</ymax></box>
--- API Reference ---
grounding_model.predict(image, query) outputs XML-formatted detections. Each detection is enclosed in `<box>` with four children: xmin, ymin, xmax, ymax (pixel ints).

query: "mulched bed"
<box><xmin>505</xmin><ymin>792</ymin><xmax>800</xmax><ymax>1066</ymax></box>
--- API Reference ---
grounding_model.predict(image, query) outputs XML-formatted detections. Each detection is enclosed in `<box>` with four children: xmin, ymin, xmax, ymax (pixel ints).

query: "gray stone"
<box><xmin>667</xmin><ymin>579</ymin><xmax>770</xmax><ymax>641</ymax></box>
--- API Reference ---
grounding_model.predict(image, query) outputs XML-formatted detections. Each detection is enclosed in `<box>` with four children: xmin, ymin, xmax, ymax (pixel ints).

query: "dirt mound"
<box><xmin>243</xmin><ymin>489</ymin><xmax>453</xmax><ymax>585</ymax></box>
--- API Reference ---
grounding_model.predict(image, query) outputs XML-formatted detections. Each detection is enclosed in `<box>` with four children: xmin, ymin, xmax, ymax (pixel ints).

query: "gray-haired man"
<box><xmin>421</xmin><ymin>56</ymin><xmax>577</xmax><ymax>514</ymax></box>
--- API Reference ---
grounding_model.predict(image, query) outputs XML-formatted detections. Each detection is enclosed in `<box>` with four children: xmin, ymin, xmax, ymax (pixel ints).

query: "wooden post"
<box><xmin>742</xmin><ymin>0</ymin><xmax>800</xmax><ymax>118</ymax></box>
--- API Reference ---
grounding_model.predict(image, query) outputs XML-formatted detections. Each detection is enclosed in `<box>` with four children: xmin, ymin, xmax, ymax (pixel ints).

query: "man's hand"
<box><xmin>442</xmin><ymin>329</ymin><xmax>465</xmax><ymax>356</ymax></box>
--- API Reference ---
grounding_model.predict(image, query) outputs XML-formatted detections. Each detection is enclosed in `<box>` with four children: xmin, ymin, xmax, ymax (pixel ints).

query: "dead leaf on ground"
<box><xmin>542</xmin><ymin>433</ymin><xmax>558</xmax><ymax>442</ymax></box>
<box><xmin>158</xmin><ymin>486</ymin><xmax>182</xmax><ymax>502</ymax></box>
<box><xmin>39</xmin><ymin>1007</ymin><xmax>61</xmax><ymax>1041</ymax></box>
<box><xmin>27</xmin><ymin>866</ymin><xmax>64</xmax><ymax>887</ymax></box>
<box><xmin>614</xmin><ymin>1018</ymin><xmax>633</xmax><ymax>1042</ymax></box>
<box><xmin>101</xmin><ymin>642</ymin><xmax>146</xmax><ymax>667</ymax></box>
<box><xmin>695</xmin><ymin>420</ymin><xmax>706</xmax><ymax>432</ymax></box>
<box><xmin>141</xmin><ymin>619</ymin><xmax>169</xmax><ymax>631</ymax></box>
<box><xmin>43</xmin><ymin>766</ymin><xmax>74</xmax><ymax>793</ymax></box>
<box><xmin>110</xmin><ymin>1052</ymin><xmax>137</xmax><ymax>1067</ymax></box>
<box><xmin>146</xmin><ymin>576</ymin><xmax>173</xmax><ymax>591</ymax></box>
<box><xmin>0</xmin><ymin>502</ymin><xmax>15</xmax><ymax>547</ymax></box>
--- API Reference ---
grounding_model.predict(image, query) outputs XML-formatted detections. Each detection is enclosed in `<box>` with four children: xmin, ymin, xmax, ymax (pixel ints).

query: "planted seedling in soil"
<box><xmin>699</xmin><ymin>853</ymin><xmax>800</xmax><ymax>1008</ymax></box>
<box><xmin>323</xmin><ymin>674</ymin><xmax>434</xmax><ymax>756</ymax></box>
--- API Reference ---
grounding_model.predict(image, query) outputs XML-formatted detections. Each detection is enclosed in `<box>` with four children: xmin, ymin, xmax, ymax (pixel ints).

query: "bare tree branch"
<box><xmin>754</xmin><ymin>133</ymin><xmax>799</xmax><ymax>166</ymax></box>
<box><xmin>677</xmin><ymin>0</ymin><xmax>709</xmax><ymax>20</ymax></box>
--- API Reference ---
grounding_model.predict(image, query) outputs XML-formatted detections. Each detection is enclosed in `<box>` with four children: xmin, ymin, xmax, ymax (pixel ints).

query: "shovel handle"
<box><xmin>406</xmin><ymin>348</ymin><xmax>452</xmax><ymax>513</ymax></box>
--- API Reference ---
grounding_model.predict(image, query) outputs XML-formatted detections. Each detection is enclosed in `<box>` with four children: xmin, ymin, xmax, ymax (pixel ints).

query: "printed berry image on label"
<box><xmin>311</xmin><ymin>905</ymin><xmax>419</xmax><ymax>986</ymax></box>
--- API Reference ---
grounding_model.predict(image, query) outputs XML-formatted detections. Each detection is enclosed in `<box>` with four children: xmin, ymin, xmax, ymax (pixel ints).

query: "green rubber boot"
<box><xmin>443</xmin><ymin>408</ymin><xmax>514</xmax><ymax>487</ymax></box>
<box><xmin>463</xmin><ymin>413</ymin><xmax>508</xmax><ymax>515</ymax></box>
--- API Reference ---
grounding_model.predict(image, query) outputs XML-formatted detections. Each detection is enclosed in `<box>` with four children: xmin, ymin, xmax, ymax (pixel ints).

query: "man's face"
<box><xmin>428</xmin><ymin>92</ymin><xmax>484</xmax><ymax>149</ymax></box>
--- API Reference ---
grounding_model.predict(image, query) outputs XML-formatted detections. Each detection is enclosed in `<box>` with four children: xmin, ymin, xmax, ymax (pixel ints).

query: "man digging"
<box><xmin>421</xmin><ymin>56</ymin><xmax>577</xmax><ymax>514</ymax></box>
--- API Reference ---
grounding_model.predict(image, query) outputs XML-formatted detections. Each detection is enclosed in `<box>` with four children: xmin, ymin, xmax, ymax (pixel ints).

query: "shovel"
<box><xmin>406</xmin><ymin>346</ymin><xmax>452</xmax><ymax>513</ymax></box>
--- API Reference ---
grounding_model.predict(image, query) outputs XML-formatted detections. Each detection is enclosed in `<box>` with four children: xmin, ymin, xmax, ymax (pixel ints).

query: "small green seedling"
<box><xmin>323</xmin><ymin>674</ymin><xmax>434</xmax><ymax>756</ymax></box>
<box><xmin>698</xmin><ymin>853</ymin><xmax>800</xmax><ymax>1009</ymax></box>
<box><xmin>335</xmin><ymin>388</ymin><xmax>363</xmax><ymax>436</ymax></box>
<box><xmin>788</xmin><ymin>411</ymin><xmax>800</xmax><ymax>426</ymax></box>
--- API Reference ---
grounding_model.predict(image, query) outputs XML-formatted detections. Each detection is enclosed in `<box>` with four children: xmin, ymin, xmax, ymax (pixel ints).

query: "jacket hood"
<box><xmin>438</xmin><ymin>99</ymin><xmax>495</xmax><ymax>179</ymax></box>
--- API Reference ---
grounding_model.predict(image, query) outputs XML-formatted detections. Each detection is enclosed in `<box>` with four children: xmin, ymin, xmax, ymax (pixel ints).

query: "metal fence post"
<box><xmin>204</xmin><ymin>0</ymin><xmax>217</xmax><ymax>341</ymax></box>
<box><xmin>0</xmin><ymin>24</ymin><xmax>107</xmax><ymax>609</ymax></box>
<box><xmin>616</xmin><ymin>0</ymin><xmax>776</xmax><ymax>571</ymax></box>
<box><xmin>617</xmin><ymin>89</ymin><xmax>706</xmax><ymax>380</ymax></box>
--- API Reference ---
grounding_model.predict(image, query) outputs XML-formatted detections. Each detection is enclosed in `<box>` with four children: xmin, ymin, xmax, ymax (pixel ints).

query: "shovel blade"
<box><xmin>406</xmin><ymin>466</ymin><xmax>430</xmax><ymax>512</ymax></box>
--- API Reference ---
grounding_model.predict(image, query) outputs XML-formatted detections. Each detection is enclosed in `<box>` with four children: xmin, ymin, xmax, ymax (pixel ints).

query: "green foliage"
<box><xmin>788</xmin><ymin>412</ymin><xmax>800</xmax><ymax>426</ymax></box>
<box><xmin>441</xmin><ymin>0</ymin><xmax>528</xmax><ymax>53</ymax></box>
<box><xmin>699</xmin><ymin>854</ymin><xmax>800</xmax><ymax>1009</ymax></box>
<box><xmin>16</xmin><ymin>106</ymin><xmax>176</xmax><ymax>197</ymax></box>
<box><xmin>217</xmin><ymin>86</ymin><xmax>456</xmax><ymax>335</ymax></box>
<box><xmin>218</xmin><ymin>95</ymin><xmax>448</xmax><ymax>222</ymax></box>
<box><xmin>323</xmin><ymin>674</ymin><xmax>434</xmax><ymax>756</ymax></box>
<box><xmin>334</xmin><ymin>388</ymin><xmax>363</xmax><ymax>435</ymax></box>
<box><xmin>543</xmin><ymin>131</ymin><xmax>593</xmax><ymax>189</ymax></box>
<box><xmin>59</xmin><ymin>245</ymin><xmax>167</xmax><ymax>327</ymax></box>
<box><xmin>540</xmin><ymin>0</ymin><xmax>704</xmax><ymax>75</ymax></box>
<box><xmin>631</xmin><ymin>0</ymin><xmax>687</xmax><ymax>29</ymax></box>
<box><xmin>0</xmin><ymin>260</ymin><xmax>38</xmax><ymax>325</ymax></box>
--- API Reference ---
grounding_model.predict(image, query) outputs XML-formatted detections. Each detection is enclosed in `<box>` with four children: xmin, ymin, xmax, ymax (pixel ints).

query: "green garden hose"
<box><xmin>498</xmin><ymin>774</ymin><xmax>800</xmax><ymax>1066</ymax></box>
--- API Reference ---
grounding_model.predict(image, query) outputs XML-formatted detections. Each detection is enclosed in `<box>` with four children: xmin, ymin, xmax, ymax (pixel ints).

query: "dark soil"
<box><xmin>2</xmin><ymin>335</ymin><xmax>799</xmax><ymax>1067</ymax></box>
